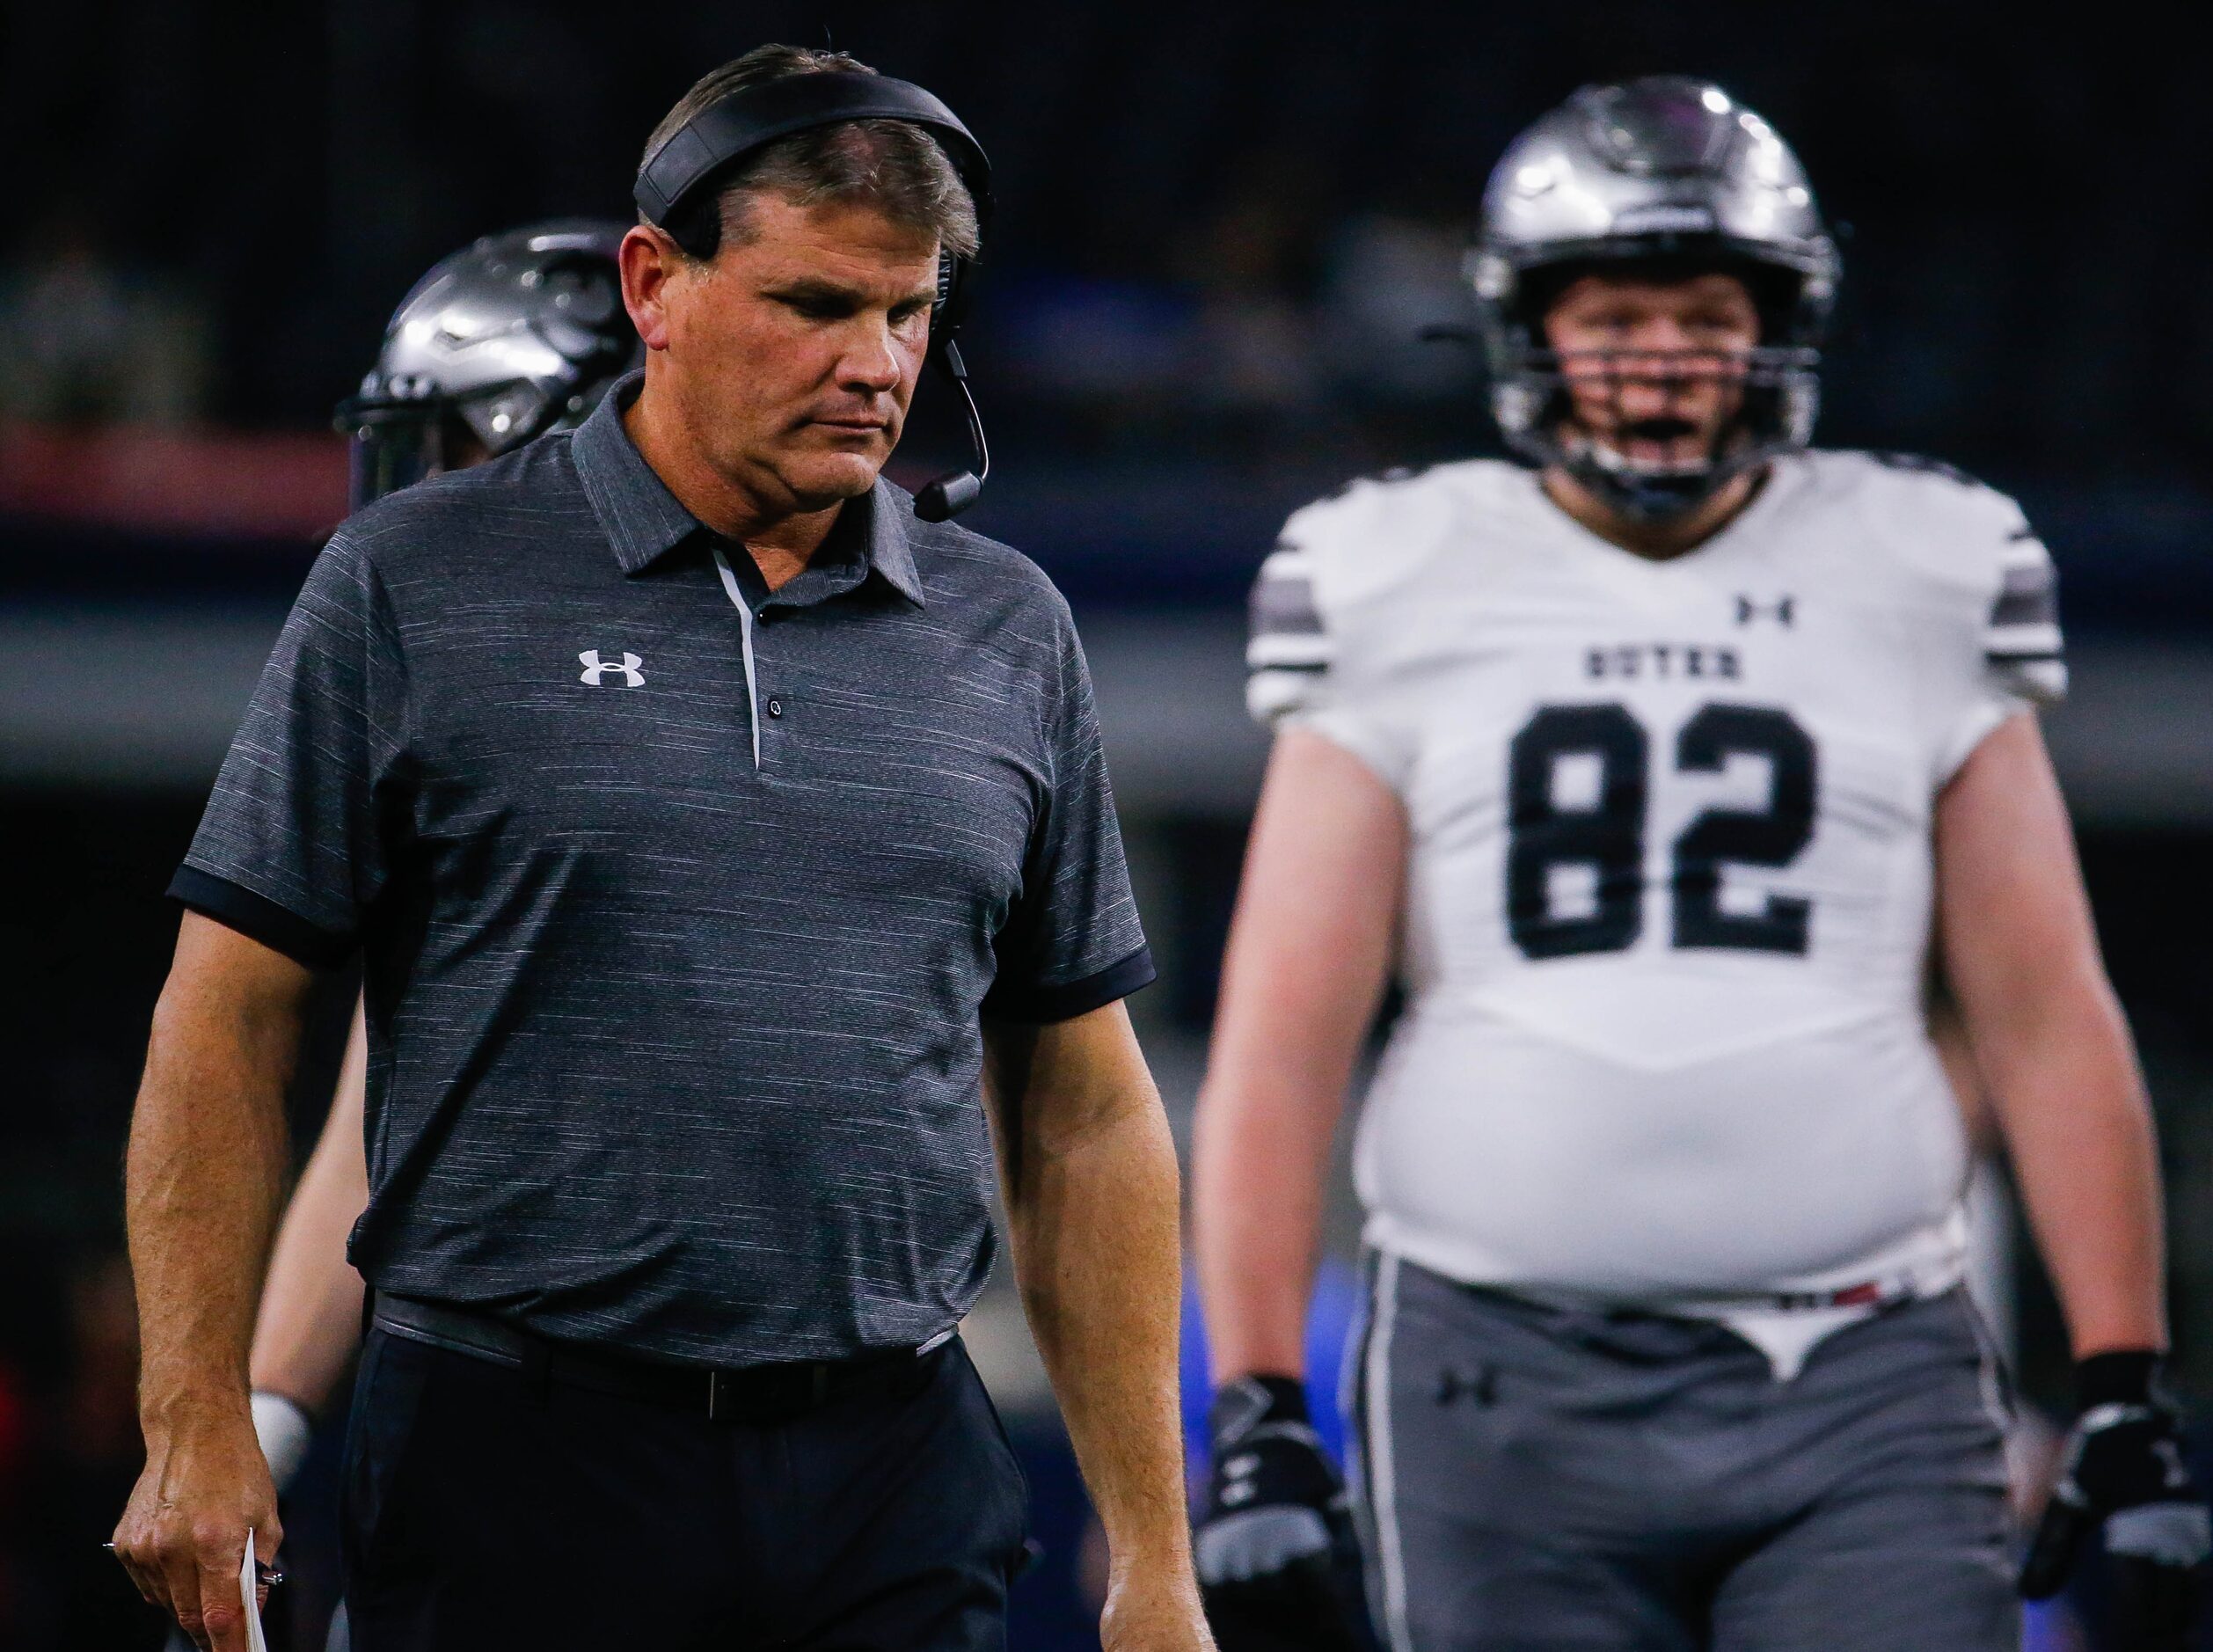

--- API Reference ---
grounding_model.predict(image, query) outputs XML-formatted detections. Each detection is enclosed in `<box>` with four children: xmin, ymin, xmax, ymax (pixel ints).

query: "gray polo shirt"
<box><xmin>172</xmin><ymin>376</ymin><xmax>1152</xmax><ymax>1367</ymax></box>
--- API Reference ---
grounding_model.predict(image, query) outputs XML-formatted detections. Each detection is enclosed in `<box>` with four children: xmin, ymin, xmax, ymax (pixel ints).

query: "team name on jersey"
<box><xmin>1583</xmin><ymin>641</ymin><xmax>1743</xmax><ymax>682</ymax></box>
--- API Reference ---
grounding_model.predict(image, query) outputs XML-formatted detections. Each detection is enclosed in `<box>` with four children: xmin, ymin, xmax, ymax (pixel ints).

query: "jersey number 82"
<box><xmin>1505</xmin><ymin>701</ymin><xmax>1817</xmax><ymax>961</ymax></box>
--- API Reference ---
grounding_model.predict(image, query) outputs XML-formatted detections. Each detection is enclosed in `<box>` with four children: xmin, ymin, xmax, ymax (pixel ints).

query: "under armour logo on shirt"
<box><xmin>578</xmin><ymin>650</ymin><xmax>645</xmax><ymax>688</ymax></box>
<box><xmin>1734</xmin><ymin>595</ymin><xmax>1796</xmax><ymax>628</ymax></box>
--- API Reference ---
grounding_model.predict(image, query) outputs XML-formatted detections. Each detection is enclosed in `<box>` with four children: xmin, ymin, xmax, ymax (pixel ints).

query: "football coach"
<box><xmin>113</xmin><ymin>45</ymin><xmax>1210</xmax><ymax>1652</ymax></box>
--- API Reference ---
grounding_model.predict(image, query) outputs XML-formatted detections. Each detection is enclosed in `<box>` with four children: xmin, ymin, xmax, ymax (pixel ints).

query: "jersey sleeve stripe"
<box><xmin>1985</xmin><ymin>540</ymin><xmax>2062</xmax><ymax>672</ymax></box>
<box><xmin>1984</xmin><ymin>622</ymin><xmax>2063</xmax><ymax>662</ymax></box>
<box><xmin>1994</xmin><ymin>658</ymin><xmax>2069</xmax><ymax>704</ymax></box>
<box><xmin>1247</xmin><ymin>537</ymin><xmax>1331</xmax><ymax>727</ymax></box>
<box><xmin>1247</xmin><ymin>632</ymin><xmax>1335</xmax><ymax>669</ymax></box>
<box><xmin>1990</xmin><ymin>555</ymin><xmax>2057</xmax><ymax>622</ymax></box>
<box><xmin>1252</xmin><ymin>576</ymin><xmax>1324</xmax><ymax>637</ymax></box>
<box><xmin>1247</xmin><ymin>667</ymin><xmax>1321</xmax><ymax>722</ymax></box>
<box><xmin>1251</xmin><ymin>563</ymin><xmax>1324</xmax><ymax>640</ymax></box>
<box><xmin>1990</xmin><ymin>587</ymin><xmax>2058</xmax><ymax>629</ymax></box>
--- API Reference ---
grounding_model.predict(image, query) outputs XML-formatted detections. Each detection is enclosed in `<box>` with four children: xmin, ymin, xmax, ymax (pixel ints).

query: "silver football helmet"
<box><xmin>1468</xmin><ymin>77</ymin><xmax>1841</xmax><ymax>521</ymax></box>
<box><xmin>338</xmin><ymin>219</ymin><xmax>641</xmax><ymax>508</ymax></box>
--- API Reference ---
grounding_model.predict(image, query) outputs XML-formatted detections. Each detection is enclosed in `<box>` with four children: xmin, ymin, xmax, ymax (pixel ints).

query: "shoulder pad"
<box><xmin>1819</xmin><ymin>450</ymin><xmax>2034</xmax><ymax>586</ymax></box>
<box><xmin>1860</xmin><ymin>450</ymin><xmax>1986</xmax><ymax>489</ymax></box>
<box><xmin>1818</xmin><ymin>452</ymin><xmax>2063</xmax><ymax>703</ymax></box>
<box><xmin>1277</xmin><ymin>458</ymin><xmax>1505</xmax><ymax>606</ymax></box>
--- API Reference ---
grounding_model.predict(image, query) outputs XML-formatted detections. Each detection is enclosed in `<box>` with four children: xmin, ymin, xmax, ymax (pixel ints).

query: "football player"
<box><xmin>1191</xmin><ymin>77</ymin><xmax>2207</xmax><ymax>1651</ymax></box>
<box><xmin>203</xmin><ymin>219</ymin><xmax>637</xmax><ymax>1652</ymax></box>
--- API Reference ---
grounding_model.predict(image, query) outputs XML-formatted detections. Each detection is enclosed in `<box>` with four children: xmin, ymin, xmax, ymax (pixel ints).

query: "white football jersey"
<box><xmin>1249</xmin><ymin>450</ymin><xmax>2063</xmax><ymax>1304</ymax></box>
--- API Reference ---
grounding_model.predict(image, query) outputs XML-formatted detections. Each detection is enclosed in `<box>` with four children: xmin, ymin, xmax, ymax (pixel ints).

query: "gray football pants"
<box><xmin>1350</xmin><ymin>1255</ymin><xmax>2018</xmax><ymax>1651</ymax></box>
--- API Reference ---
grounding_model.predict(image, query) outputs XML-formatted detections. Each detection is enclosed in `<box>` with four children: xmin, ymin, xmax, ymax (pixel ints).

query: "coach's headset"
<box><xmin>633</xmin><ymin>72</ymin><xmax>993</xmax><ymax>523</ymax></box>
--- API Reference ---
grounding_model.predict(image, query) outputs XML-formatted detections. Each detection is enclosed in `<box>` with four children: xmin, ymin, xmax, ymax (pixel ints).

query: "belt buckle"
<box><xmin>706</xmin><ymin>1361</ymin><xmax>837</xmax><ymax>1423</ymax></box>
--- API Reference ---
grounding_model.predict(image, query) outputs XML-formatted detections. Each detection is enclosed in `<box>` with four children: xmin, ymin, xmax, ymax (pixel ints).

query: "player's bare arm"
<box><xmin>249</xmin><ymin>997</ymin><xmax>368</xmax><ymax>1417</ymax></box>
<box><xmin>1936</xmin><ymin>712</ymin><xmax>2202</xmax><ymax>1615</ymax></box>
<box><xmin>1935</xmin><ymin>711</ymin><xmax>2165</xmax><ymax>1357</ymax></box>
<box><xmin>113</xmin><ymin>913</ymin><xmax>310</xmax><ymax>1652</ymax></box>
<box><xmin>1187</xmin><ymin>727</ymin><xmax>1402</xmax><ymax>1646</ymax></box>
<box><xmin>1194</xmin><ymin>727</ymin><xmax>1406</xmax><ymax>1385</ymax></box>
<box><xmin>982</xmin><ymin>1001</ymin><xmax>1213</xmax><ymax>1652</ymax></box>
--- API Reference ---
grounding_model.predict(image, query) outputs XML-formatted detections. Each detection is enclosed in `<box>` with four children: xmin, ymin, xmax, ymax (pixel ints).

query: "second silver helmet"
<box><xmin>338</xmin><ymin>219</ymin><xmax>642</xmax><ymax>509</ymax></box>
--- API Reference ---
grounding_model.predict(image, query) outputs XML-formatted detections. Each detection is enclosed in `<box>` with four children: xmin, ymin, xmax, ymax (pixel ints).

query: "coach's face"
<box><xmin>1544</xmin><ymin>270</ymin><xmax>1761</xmax><ymax>476</ymax></box>
<box><xmin>624</xmin><ymin>194</ymin><xmax>939</xmax><ymax>515</ymax></box>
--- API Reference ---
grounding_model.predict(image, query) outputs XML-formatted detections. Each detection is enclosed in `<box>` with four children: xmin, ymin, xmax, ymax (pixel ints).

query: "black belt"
<box><xmin>370</xmin><ymin>1291</ymin><xmax>949</xmax><ymax>1423</ymax></box>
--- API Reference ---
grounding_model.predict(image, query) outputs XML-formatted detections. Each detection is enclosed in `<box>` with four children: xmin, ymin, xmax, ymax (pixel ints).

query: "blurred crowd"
<box><xmin>2</xmin><ymin>3</ymin><xmax>2210</xmax><ymax>486</ymax></box>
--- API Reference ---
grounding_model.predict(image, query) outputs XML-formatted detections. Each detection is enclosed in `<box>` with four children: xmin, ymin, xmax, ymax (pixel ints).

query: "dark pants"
<box><xmin>340</xmin><ymin>1324</ymin><xmax>1028</xmax><ymax>1651</ymax></box>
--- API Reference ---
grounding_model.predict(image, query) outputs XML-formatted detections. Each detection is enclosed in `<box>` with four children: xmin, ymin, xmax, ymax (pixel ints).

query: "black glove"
<box><xmin>1194</xmin><ymin>1375</ymin><xmax>1372</xmax><ymax>1652</ymax></box>
<box><xmin>2021</xmin><ymin>1352</ymin><xmax>2209</xmax><ymax>1646</ymax></box>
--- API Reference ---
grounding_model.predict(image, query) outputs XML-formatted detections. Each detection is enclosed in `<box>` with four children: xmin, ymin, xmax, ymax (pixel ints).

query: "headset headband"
<box><xmin>633</xmin><ymin>74</ymin><xmax>992</xmax><ymax>231</ymax></box>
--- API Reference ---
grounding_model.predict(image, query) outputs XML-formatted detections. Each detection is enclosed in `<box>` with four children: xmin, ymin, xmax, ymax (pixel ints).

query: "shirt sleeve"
<box><xmin>1935</xmin><ymin>515</ymin><xmax>2068</xmax><ymax>782</ymax></box>
<box><xmin>1245</xmin><ymin>517</ymin><xmax>1420</xmax><ymax>795</ymax></box>
<box><xmin>980</xmin><ymin>605</ymin><xmax>1154</xmax><ymax>1022</ymax></box>
<box><xmin>169</xmin><ymin>531</ymin><xmax>405</xmax><ymax>965</ymax></box>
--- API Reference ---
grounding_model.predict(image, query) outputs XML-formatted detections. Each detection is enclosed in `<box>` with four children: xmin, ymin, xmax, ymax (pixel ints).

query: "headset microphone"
<box><xmin>632</xmin><ymin>71</ymin><xmax>995</xmax><ymax>522</ymax></box>
<box><xmin>913</xmin><ymin>341</ymin><xmax>989</xmax><ymax>523</ymax></box>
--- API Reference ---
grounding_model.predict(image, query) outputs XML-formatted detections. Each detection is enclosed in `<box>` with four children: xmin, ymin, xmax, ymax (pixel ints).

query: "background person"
<box><xmin>197</xmin><ymin>219</ymin><xmax>639</xmax><ymax>1652</ymax></box>
<box><xmin>113</xmin><ymin>46</ymin><xmax>1207</xmax><ymax>1652</ymax></box>
<box><xmin>1191</xmin><ymin>76</ymin><xmax>2205</xmax><ymax>1652</ymax></box>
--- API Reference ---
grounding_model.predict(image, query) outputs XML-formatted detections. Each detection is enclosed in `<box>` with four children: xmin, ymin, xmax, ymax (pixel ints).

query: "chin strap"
<box><xmin>1575</xmin><ymin>464</ymin><xmax>1725</xmax><ymax>524</ymax></box>
<box><xmin>1559</xmin><ymin>422</ymin><xmax>1768</xmax><ymax>526</ymax></box>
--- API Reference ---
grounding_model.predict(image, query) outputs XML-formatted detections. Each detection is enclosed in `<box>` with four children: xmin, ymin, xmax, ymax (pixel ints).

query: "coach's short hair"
<box><xmin>640</xmin><ymin>46</ymin><xmax>981</xmax><ymax>262</ymax></box>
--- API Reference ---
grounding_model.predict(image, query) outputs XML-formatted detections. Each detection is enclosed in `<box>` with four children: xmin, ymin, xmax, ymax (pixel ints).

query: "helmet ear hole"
<box><xmin>1515</xmin><ymin>264</ymin><xmax>1581</xmax><ymax>338</ymax></box>
<box><xmin>1741</xmin><ymin>263</ymin><xmax>1806</xmax><ymax>347</ymax></box>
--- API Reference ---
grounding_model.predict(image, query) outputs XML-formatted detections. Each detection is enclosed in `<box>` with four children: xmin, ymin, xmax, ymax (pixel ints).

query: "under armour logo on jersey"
<box><xmin>1735</xmin><ymin>595</ymin><xmax>1796</xmax><ymax>628</ymax></box>
<box><xmin>578</xmin><ymin>650</ymin><xmax>645</xmax><ymax>688</ymax></box>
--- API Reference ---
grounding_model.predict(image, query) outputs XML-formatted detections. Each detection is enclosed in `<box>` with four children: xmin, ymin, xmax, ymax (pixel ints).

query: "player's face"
<box><xmin>1543</xmin><ymin>272</ymin><xmax>1762</xmax><ymax>476</ymax></box>
<box><xmin>625</xmin><ymin>194</ymin><xmax>938</xmax><ymax>514</ymax></box>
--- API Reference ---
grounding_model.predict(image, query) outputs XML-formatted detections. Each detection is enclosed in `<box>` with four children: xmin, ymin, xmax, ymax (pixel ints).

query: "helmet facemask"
<box><xmin>1487</xmin><ymin>257</ymin><xmax>1822</xmax><ymax>523</ymax></box>
<box><xmin>341</xmin><ymin>401</ymin><xmax>497</xmax><ymax>514</ymax></box>
<box><xmin>1470</xmin><ymin>77</ymin><xmax>1840</xmax><ymax>524</ymax></box>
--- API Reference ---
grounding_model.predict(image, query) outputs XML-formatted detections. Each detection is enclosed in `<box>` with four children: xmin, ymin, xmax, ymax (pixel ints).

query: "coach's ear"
<box><xmin>619</xmin><ymin>223</ymin><xmax>682</xmax><ymax>353</ymax></box>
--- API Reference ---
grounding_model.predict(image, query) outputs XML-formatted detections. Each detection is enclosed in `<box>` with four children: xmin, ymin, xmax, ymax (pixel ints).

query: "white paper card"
<box><xmin>239</xmin><ymin>1528</ymin><xmax>269</xmax><ymax>1652</ymax></box>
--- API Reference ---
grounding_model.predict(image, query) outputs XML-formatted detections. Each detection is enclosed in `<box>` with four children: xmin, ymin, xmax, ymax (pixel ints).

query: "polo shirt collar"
<box><xmin>864</xmin><ymin>493</ymin><xmax>926</xmax><ymax>606</ymax></box>
<box><xmin>572</xmin><ymin>374</ymin><xmax>697</xmax><ymax>575</ymax></box>
<box><xmin>572</xmin><ymin>372</ymin><xmax>926</xmax><ymax>606</ymax></box>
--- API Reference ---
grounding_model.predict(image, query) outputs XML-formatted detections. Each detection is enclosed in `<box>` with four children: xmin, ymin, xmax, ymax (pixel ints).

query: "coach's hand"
<box><xmin>1194</xmin><ymin>1376</ymin><xmax>1371</xmax><ymax>1652</ymax></box>
<box><xmin>2021</xmin><ymin>1352</ymin><xmax>2208</xmax><ymax>1647</ymax></box>
<box><xmin>113</xmin><ymin>1400</ymin><xmax>281</xmax><ymax>1651</ymax></box>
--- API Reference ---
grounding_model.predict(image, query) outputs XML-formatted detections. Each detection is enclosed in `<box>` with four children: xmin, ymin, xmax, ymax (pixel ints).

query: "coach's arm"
<box><xmin>113</xmin><ymin>912</ymin><xmax>310</xmax><ymax>1652</ymax></box>
<box><xmin>983</xmin><ymin>1000</ymin><xmax>1213</xmax><ymax>1652</ymax></box>
<box><xmin>1936</xmin><ymin>711</ymin><xmax>2166</xmax><ymax>1357</ymax></box>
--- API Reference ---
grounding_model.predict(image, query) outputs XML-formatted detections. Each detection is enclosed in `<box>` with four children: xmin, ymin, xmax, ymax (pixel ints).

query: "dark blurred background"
<box><xmin>3</xmin><ymin>3</ymin><xmax>2209</xmax><ymax>1647</ymax></box>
